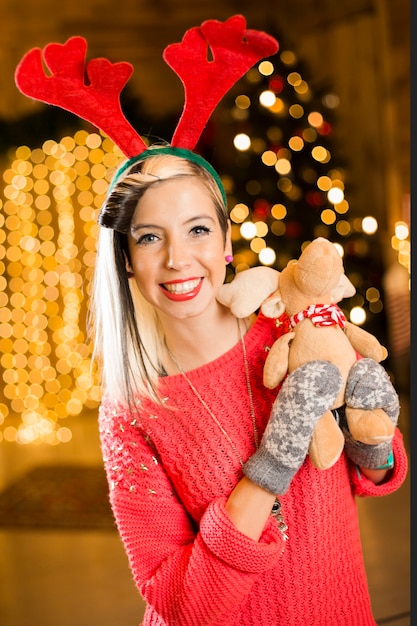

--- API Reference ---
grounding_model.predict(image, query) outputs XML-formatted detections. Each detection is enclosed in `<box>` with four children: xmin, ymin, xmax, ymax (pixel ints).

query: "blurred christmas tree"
<box><xmin>201</xmin><ymin>38</ymin><xmax>387</xmax><ymax>343</ymax></box>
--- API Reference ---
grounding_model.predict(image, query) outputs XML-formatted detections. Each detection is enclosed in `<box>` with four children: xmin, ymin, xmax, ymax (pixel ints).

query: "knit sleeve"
<box><xmin>348</xmin><ymin>428</ymin><xmax>408</xmax><ymax>497</ymax></box>
<box><xmin>99</xmin><ymin>398</ymin><xmax>285</xmax><ymax>625</ymax></box>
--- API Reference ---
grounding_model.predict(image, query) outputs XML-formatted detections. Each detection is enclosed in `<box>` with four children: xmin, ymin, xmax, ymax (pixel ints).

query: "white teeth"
<box><xmin>164</xmin><ymin>279</ymin><xmax>200</xmax><ymax>294</ymax></box>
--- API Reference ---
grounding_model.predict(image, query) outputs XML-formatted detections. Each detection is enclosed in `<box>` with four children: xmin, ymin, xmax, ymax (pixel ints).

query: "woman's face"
<box><xmin>126</xmin><ymin>177</ymin><xmax>232</xmax><ymax>322</ymax></box>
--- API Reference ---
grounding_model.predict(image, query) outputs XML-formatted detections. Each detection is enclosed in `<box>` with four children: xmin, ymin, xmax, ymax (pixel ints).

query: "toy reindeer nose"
<box><xmin>15</xmin><ymin>15</ymin><xmax>278</xmax><ymax>158</ymax></box>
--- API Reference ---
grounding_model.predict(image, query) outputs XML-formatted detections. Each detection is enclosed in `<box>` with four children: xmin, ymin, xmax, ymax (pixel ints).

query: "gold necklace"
<box><xmin>165</xmin><ymin>318</ymin><xmax>258</xmax><ymax>467</ymax></box>
<box><xmin>165</xmin><ymin>317</ymin><xmax>288</xmax><ymax>539</ymax></box>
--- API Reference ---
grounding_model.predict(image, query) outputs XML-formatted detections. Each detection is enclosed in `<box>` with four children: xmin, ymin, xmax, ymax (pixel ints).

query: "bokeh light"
<box><xmin>0</xmin><ymin>131</ymin><xmax>124</xmax><ymax>444</ymax></box>
<box><xmin>362</xmin><ymin>216</ymin><xmax>378</xmax><ymax>235</ymax></box>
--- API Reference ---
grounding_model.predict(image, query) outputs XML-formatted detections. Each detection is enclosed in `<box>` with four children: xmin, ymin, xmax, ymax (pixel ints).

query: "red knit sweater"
<box><xmin>99</xmin><ymin>313</ymin><xmax>408</xmax><ymax>626</ymax></box>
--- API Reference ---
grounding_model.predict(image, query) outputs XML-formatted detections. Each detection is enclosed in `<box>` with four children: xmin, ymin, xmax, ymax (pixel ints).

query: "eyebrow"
<box><xmin>130</xmin><ymin>223</ymin><xmax>160</xmax><ymax>234</ymax></box>
<box><xmin>130</xmin><ymin>214</ymin><xmax>216</xmax><ymax>234</ymax></box>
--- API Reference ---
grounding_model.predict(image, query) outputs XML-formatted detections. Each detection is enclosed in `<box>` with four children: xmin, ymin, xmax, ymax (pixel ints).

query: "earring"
<box><xmin>225</xmin><ymin>255</ymin><xmax>233</xmax><ymax>263</ymax></box>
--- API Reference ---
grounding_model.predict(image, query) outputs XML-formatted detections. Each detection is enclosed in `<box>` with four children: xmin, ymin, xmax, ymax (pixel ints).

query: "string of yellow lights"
<box><xmin>0</xmin><ymin>131</ymin><xmax>124</xmax><ymax>444</ymax></box>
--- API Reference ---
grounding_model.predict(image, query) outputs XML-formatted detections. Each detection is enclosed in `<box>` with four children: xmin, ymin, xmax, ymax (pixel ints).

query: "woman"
<box><xmin>93</xmin><ymin>146</ymin><xmax>407</xmax><ymax>625</ymax></box>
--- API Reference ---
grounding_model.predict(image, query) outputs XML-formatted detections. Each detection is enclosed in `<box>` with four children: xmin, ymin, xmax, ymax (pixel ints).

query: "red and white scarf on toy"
<box><xmin>290</xmin><ymin>303</ymin><xmax>347</xmax><ymax>329</ymax></box>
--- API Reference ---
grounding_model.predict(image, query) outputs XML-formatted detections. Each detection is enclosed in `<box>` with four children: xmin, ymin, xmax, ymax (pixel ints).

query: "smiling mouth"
<box><xmin>160</xmin><ymin>278</ymin><xmax>203</xmax><ymax>302</ymax></box>
<box><xmin>162</xmin><ymin>278</ymin><xmax>202</xmax><ymax>295</ymax></box>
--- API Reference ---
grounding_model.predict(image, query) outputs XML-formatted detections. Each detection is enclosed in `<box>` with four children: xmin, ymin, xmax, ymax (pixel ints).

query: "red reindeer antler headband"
<box><xmin>15</xmin><ymin>15</ymin><xmax>278</xmax><ymax>200</ymax></box>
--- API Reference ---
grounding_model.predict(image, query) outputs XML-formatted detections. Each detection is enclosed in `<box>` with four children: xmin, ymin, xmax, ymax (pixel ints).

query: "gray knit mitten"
<box><xmin>342</xmin><ymin>358</ymin><xmax>399</xmax><ymax>468</ymax></box>
<box><xmin>244</xmin><ymin>361</ymin><xmax>343</xmax><ymax>495</ymax></box>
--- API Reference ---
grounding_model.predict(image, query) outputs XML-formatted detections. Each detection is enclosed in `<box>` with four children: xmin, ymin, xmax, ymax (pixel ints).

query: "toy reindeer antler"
<box><xmin>15</xmin><ymin>15</ymin><xmax>278</xmax><ymax>157</ymax></box>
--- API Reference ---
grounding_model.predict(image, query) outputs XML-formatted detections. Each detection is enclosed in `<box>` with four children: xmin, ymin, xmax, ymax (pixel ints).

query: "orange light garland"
<box><xmin>0</xmin><ymin>130</ymin><xmax>124</xmax><ymax>444</ymax></box>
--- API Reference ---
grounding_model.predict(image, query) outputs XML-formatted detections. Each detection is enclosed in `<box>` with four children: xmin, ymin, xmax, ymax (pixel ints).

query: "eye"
<box><xmin>190</xmin><ymin>225</ymin><xmax>212</xmax><ymax>237</ymax></box>
<box><xmin>136</xmin><ymin>232</ymin><xmax>160</xmax><ymax>245</ymax></box>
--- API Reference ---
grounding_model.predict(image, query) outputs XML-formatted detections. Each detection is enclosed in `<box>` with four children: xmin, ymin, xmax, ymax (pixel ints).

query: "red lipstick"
<box><xmin>160</xmin><ymin>277</ymin><xmax>203</xmax><ymax>302</ymax></box>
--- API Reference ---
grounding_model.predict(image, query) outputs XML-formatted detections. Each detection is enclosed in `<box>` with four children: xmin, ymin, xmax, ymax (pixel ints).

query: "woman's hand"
<box><xmin>244</xmin><ymin>361</ymin><xmax>343</xmax><ymax>496</ymax></box>
<box><xmin>342</xmin><ymin>358</ymin><xmax>399</xmax><ymax>481</ymax></box>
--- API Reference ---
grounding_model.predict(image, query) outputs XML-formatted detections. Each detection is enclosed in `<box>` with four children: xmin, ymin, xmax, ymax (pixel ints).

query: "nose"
<box><xmin>165</xmin><ymin>239</ymin><xmax>191</xmax><ymax>270</ymax></box>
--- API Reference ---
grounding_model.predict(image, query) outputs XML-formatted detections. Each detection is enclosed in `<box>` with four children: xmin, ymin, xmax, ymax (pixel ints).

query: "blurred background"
<box><xmin>0</xmin><ymin>1</ymin><xmax>410</xmax><ymax>625</ymax></box>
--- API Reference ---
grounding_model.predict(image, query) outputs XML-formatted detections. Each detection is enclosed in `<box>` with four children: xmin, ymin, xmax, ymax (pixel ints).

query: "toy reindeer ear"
<box><xmin>261</xmin><ymin>291</ymin><xmax>285</xmax><ymax>319</ymax></box>
<box><xmin>15</xmin><ymin>15</ymin><xmax>278</xmax><ymax>158</ymax></box>
<box><xmin>217</xmin><ymin>266</ymin><xmax>280</xmax><ymax>318</ymax></box>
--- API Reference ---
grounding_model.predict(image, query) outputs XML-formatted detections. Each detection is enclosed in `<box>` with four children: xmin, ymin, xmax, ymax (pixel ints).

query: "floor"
<box><xmin>0</xmin><ymin>397</ymin><xmax>411</xmax><ymax>626</ymax></box>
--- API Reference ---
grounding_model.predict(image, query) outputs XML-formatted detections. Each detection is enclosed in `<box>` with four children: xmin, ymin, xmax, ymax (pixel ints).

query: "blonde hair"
<box><xmin>90</xmin><ymin>151</ymin><xmax>228</xmax><ymax>406</ymax></box>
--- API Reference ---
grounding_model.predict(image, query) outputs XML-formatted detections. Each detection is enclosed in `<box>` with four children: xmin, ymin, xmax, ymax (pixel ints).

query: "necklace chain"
<box><xmin>165</xmin><ymin>318</ymin><xmax>258</xmax><ymax>468</ymax></box>
<box><xmin>239</xmin><ymin>318</ymin><xmax>259</xmax><ymax>450</ymax></box>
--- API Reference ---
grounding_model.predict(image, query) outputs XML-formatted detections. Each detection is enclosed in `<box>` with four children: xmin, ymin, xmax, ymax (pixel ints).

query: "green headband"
<box><xmin>108</xmin><ymin>146</ymin><xmax>227</xmax><ymax>205</ymax></box>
